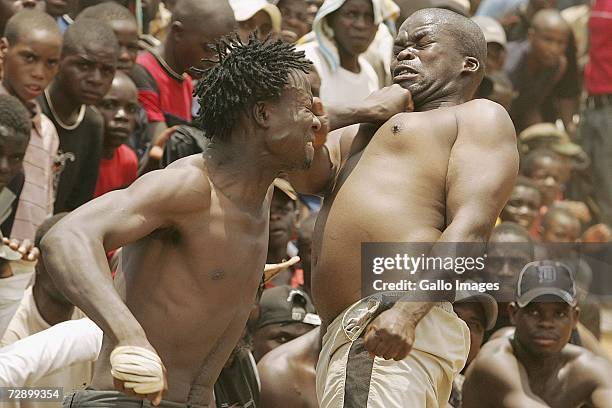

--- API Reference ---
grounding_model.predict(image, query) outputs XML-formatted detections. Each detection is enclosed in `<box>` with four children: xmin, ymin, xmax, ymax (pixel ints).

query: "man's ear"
<box><xmin>252</xmin><ymin>101</ymin><xmax>270</xmax><ymax>129</ymax></box>
<box><xmin>572</xmin><ymin>306</ymin><xmax>580</xmax><ymax>329</ymax></box>
<box><xmin>463</xmin><ymin>56</ymin><xmax>480</xmax><ymax>74</ymax></box>
<box><xmin>508</xmin><ymin>302</ymin><xmax>519</xmax><ymax>325</ymax></box>
<box><xmin>0</xmin><ymin>37</ymin><xmax>9</xmax><ymax>59</ymax></box>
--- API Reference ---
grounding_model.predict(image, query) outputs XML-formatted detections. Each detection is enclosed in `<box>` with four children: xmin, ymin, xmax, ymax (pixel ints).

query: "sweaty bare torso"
<box><xmin>488</xmin><ymin>339</ymin><xmax>601</xmax><ymax>408</ymax></box>
<box><xmin>312</xmin><ymin>107</ymin><xmax>462</xmax><ymax>325</ymax></box>
<box><xmin>91</xmin><ymin>156</ymin><xmax>270</xmax><ymax>405</ymax></box>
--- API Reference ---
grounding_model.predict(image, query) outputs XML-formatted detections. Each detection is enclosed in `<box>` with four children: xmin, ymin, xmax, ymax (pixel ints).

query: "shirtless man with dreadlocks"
<box><xmin>42</xmin><ymin>36</ymin><xmax>411</xmax><ymax>407</ymax></box>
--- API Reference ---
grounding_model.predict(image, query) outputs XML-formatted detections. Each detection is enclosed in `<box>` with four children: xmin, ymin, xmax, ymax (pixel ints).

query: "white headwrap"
<box><xmin>302</xmin><ymin>0</ymin><xmax>399</xmax><ymax>73</ymax></box>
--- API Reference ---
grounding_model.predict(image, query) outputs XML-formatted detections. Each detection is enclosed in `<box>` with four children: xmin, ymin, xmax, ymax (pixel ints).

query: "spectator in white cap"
<box><xmin>229</xmin><ymin>0</ymin><xmax>282</xmax><ymax>41</ymax></box>
<box><xmin>472</xmin><ymin>15</ymin><xmax>507</xmax><ymax>73</ymax></box>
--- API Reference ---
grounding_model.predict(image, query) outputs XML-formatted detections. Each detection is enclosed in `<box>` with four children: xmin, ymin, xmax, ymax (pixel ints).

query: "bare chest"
<box><xmin>528</xmin><ymin>366</ymin><xmax>593</xmax><ymax>408</ymax></box>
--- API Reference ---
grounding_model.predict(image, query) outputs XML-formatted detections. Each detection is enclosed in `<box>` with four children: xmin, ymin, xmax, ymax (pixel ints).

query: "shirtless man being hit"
<box><xmin>463</xmin><ymin>261</ymin><xmax>612</xmax><ymax>408</ymax></box>
<box><xmin>41</xmin><ymin>38</ymin><xmax>320</xmax><ymax>408</ymax></box>
<box><xmin>289</xmin><ymin>8</ymin><xmax>519</xmax><ymax>407</ymax></box>
<box><xmin>42</xmin><ymin>36</ymin><xmax>411</xmax><ymax>407</ymax></box>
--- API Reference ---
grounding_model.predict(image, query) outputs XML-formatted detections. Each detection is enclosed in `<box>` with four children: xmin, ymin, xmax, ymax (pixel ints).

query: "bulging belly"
<box><xmin>311</xmin><ymin>186</ymin><xmax>444</xmax><ymax>323</ymax></box>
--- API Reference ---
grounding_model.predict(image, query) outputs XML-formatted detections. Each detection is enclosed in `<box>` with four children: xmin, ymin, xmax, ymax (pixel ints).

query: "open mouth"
<box><xmin>393</xmin><ymin>65</ymin><xmax>419</xmax><ymax>82</ymax></box>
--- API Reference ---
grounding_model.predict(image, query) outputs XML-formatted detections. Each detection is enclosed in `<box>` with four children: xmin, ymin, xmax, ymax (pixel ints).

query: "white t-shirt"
<box><xmin>299</xmin><ymin>42</ymin><xmax>380</xmax><ymax>107</ymax></box>
<box><xmin>0</xmin><ymin>287</ymin><xmax>99</xmax><ymax>408</ymax></box>
<box><xmin>0</xmin><ymin>261</ymin><xmax>35</xmax><ymax>338</ymax></box>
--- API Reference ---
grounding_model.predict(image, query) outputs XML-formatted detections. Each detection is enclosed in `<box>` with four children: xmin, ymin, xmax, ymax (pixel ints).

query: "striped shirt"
<box><xmin>0</xmin><ymin>85</ymin><xmax>59</xmax><ymax>240</ymax></box>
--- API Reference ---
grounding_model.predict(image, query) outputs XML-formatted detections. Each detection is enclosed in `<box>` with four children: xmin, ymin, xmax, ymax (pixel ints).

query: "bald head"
<box><xmin>167</xmin><ymin>0</ymin><xmax>236</xmax><ymax>74</ymax></box>
<box><xmin>172</xmin><ymin>0</ymin><xmax>235</xmax><ymax>31</ymax></box>
<box><xmin>532</xmin><ymin>9</ymin><xmax>570</xmax><ymax>33</ymax></box>
<box><xmin>528</xmin><ymin>9</ymin><xmax>569</xmax><ymax>68</ymax></box>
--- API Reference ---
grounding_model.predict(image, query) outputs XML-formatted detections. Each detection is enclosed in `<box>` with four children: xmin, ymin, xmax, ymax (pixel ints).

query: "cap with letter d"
<box><xmin>515</xmin><ymin>260</ymin><xmax>577</xmax><ymax>308</ymax></box>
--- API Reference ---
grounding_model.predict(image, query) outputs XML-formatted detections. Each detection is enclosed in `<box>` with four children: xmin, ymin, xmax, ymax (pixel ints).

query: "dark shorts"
<box><xmin>63</xmin><ymin>390</ymin><xmax>209</xmax><ymax>408</ymax></box>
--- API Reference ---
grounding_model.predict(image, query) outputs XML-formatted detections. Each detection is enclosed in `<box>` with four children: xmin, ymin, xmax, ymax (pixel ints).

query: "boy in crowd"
<box><xmin>229</xmin><ymin>0</ymin><xmax>281</xmax><ymax>42</ymax></box>
<box><xmin>0</xmin><ymin>95</ymin><xmax>30</xmax><ymax>237</ymax></box>
<box><xmin>77</xmin><ymin>2</ymin><xmax>150</xmax><ymax>160</ymax></box>
<box><xmin>272</xmin><ymin>0</ymin><xmax>311</xmax><ymax>42</ymax></box>
<box><xmin>77</xmin><ymin>2</ymin><xmax>139</xmax><ymax>74</ymax></box>
<box><xmin>1</xmin><ymin>10</ymin><xmax>61</xmax><ymax>240</ymax></box>
<box><xmin>500</xmin><ymin>176</ymin><xmax>542</xmax><ymax>230</ymax></box>
<box><xmin>39</xmin><ymin>18</ymin><xmax>118</xmax><ymax>213</ymax></box>
<box><xmin>0</xmin><ymin>94</ymin><xmax>39</xmax><ymax>338</ymax></box>
<box><xmin>522</xmin><ymin>148</ymin><xmax>565</xmax><ymax>209</ymax></box>
<box><xmin>94</xmin><ymin>71</ymin><xmax>138</xmax><ymax>198</ymax></box>
<box><xmin>463</xmin><ymin>261</ymin><xmax>612</xmax><ymax>407</ymax></box>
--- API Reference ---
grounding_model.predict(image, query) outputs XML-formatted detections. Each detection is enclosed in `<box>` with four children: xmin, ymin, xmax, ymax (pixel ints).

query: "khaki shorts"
<box><xmin>316</xmin><ymin>295</ymin><xmax>470</xmax><ymax>408</ymax></box>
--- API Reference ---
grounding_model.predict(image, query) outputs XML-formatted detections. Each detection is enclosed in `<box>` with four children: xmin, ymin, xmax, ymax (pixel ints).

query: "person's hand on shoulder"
<box><xmin>364</xmin><ymin>308</ymin><xmax>416</xmax><ymax>361</ymax></box>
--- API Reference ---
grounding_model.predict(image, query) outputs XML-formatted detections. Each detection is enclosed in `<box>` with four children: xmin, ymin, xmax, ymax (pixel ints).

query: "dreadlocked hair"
<box><xmin>194</xmin><ymin>34</ymin><xmax>312</xmax><ymax>141</ymax></box>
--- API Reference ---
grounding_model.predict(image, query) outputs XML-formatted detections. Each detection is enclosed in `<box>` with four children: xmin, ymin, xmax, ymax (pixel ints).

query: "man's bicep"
<box><xmin>64</xmin><ymin>171</ymin><xmax>177</xmax><ymax>250</ymax></box>
<box><xmin>446</xmin><ymin>106</ymin><xmax>518</xmax><ymax>239</ymax></box>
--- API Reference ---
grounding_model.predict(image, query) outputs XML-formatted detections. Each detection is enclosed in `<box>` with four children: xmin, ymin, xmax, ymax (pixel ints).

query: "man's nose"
<box><xmin>397</xmin><ymin>48</ymin><xmax>416</xmax><ymax>61</ymax></box>
<box><xmin>31</xmin><ymin>61</ymin><xmax>45</xmax><ymax>80</ymax></box>
<box><xmin>115</xmin><ymin>107</ymin><xmax>128</xmax><ymax>120</ymax></box>
<box><xmin>87</xmin><ymin>68</ymin><xmax>103</xmax><ymax>85</ymax></box>
<box><xmin>119</xmin><ymin>46</ymin><xmax>131</xmax><ymax>62</ymax></box>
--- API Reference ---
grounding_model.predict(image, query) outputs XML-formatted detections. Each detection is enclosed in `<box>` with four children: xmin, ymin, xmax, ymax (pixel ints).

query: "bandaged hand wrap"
<box><xmin>110</xmin><ymin>346</ymin><xmax>164</xmax><ymax>394</ymax></box>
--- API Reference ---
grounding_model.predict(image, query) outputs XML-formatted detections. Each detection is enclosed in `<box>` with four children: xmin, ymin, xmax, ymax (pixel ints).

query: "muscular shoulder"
<box><xmin>569</xmin><ymin>345</ymin><xmax>612</xmax><ymax>384</ymax></box>
<box><xmin>257</xmin><ymin>347</ymin><xmax>295</xmax><ymax>405</ymax></box>
<box><xmin>257</xmin><ymin>348</ymin><xmax>292</xmax><ymax>379</ymax></box>
<box><xmin>456</xmin><ymin>99</ymin><xmax>516</xmax><ymax>143</ymax></box>
<box><xmin>131</xmin><ymin>154</ymin><xmax>211</xmax><ymax>214</ymax></box>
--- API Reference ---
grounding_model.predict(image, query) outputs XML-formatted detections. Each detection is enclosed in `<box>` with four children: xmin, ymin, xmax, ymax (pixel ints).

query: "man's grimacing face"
<box><xmin>263</xmin><ymin>71</ymin><xmax>320</xmax><ymax>171</ymax></box>
<box><xmin>391</xmin><ymin>14</ymin><xmax>468</xmax><ymax>105</ymax></box>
